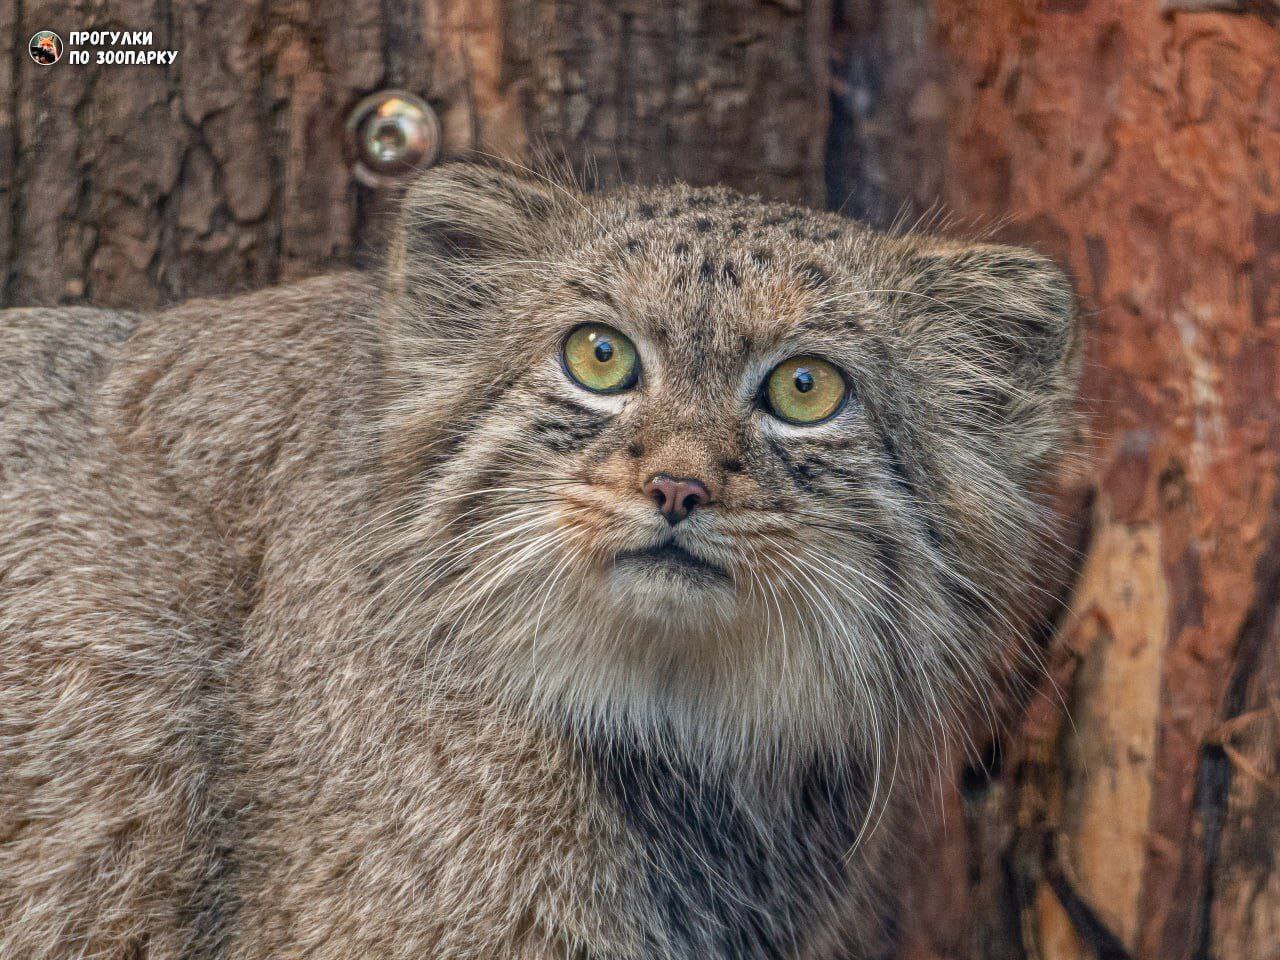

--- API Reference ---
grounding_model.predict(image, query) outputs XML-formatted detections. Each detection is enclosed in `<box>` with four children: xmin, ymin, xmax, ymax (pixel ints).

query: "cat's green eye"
<box><xmin>763</xmin><ymin>357</ymin><xmax>847</xmax><ymax>425</ymax></box>
<box><xmin>562</xmin><ymin>324</ymin><xmax>640</xmax><ymax>394</ymax></box>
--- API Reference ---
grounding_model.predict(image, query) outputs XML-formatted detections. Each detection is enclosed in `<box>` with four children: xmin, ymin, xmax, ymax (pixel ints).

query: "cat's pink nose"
<box><xmin>643</xmin><ymin>474</ymin><xmax>711</xmax><ymax>526</ymax></box>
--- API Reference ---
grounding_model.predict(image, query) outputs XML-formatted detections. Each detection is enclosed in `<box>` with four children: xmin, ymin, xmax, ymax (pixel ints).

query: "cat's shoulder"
<box><xmin>1</xmin><ymin>271</ymin><xmax>383</xmax><ymax>515</ymax></box>
<box><xmin>2</xmin><ymin>272</ymin><xmax>377</xmax><ymax>413</ymax></box>
<box><xmin>110</xmin><ymin>271</ymin><xmax>379</xmax><ymax>376</ymax></box>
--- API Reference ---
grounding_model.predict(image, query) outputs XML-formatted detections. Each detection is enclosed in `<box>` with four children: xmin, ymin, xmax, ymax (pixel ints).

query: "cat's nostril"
<box><xmin>642</xmin><ymin>474</ymin><xmax>711</xmax><ymax>525</ymax></box>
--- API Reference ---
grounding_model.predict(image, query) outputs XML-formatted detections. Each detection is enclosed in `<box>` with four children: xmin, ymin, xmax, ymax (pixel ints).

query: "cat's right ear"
<box><xmin>383</xmin><ymin>162</ymin><xmax>564</xmax><ymax>347</ymax></box>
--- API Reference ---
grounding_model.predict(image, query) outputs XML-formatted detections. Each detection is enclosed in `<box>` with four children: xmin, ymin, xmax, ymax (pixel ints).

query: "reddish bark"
<box><xmin>876</xmin><ymin>3</ymin><xmax>1280</xmax><ymax>958</ymax></box>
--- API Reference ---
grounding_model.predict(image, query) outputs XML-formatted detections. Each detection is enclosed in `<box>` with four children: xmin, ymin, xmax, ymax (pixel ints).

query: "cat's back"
<box><xmin>2</xmin><ymin>273</ymin><xmax>381</xmax><ymax>540</ymax></box>
<box><xmin>0</xmin><ymin>274</ymin><xmax>381</xmax><ymax>958</ymax></box>
<box><xmin>0</xmin><ymin>305</ymin><xmax>139</xmax><ymax>480</ymax></box>
<box><xmin>0</xmin><ymin>298</ymin><xmax>226</xmax><ymax>957</ymax></box>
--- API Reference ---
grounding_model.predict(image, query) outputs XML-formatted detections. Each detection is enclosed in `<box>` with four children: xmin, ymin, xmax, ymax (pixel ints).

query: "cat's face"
<box><xmin>380</xmin><ymin>165</ymin><xmax>1078</xmax><ymax>763</ymax></box>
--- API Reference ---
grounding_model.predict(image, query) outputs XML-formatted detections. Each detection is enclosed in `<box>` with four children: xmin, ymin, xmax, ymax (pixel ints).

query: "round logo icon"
<box><xmin>29</xmin><ymin>31</ymin><xmax>63</xmax><ymax>66</ymax></box>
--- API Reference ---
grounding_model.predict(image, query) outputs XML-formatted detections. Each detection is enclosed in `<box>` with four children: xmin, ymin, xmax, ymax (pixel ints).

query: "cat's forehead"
<box><xmin>563</xmin><ymin>187</ymin><xmax>884</xmax><ymax>350</ymax></box>
<box><xmin>592</xmin><ymin>184</ymin><xmax>874</xmax><ymax>270</ymax></box>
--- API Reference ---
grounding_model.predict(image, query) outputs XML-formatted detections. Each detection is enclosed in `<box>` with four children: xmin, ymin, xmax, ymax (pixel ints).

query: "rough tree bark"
<box><xmin>3</xmin><ymin>1</ymin><xmax>1276</xmax><ymax>959</ymax></box>
<box><xmin>849</xmin><ymin>3</ymin><xmax>1280</xmax><ymax>959</ymax></box>
<box><xmin>2</xmin><ymin>0</ymin><xmax>831</xmax><ymax>308</ymax></box>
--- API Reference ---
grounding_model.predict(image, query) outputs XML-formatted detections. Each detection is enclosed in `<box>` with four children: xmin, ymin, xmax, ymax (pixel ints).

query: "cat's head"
<box><xmin>378</xmin><ymin>163</ymin><xmax>1079</xmax><ymax>766</ymax></box>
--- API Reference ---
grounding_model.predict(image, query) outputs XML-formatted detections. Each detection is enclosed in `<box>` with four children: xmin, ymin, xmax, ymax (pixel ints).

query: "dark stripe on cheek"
<box><xmin>531</xmin><ymin>415</ymin><xmax>607</xmax><ymax>453</ymax></box>
<box><xmin>947</xmin><ymin>574</ymin><xmax>994</xmax><ymax>631</ymax></box>
<box><xmin>863</xmin><ymin>525</ymin><xmax>903</xmax><ymax>592</ymax></box>
<box><xmin>875</xmin><ymin>430</ymin><xmax>945</xmax><ymax>550</ymax></box>
<box><xmin>808</xmin><ymin>435</ymin><xmax>947</xmax><ymax>553</ymax></box>
<box><xmin>415</xmin><ymin>384</ymin><xmax>510</xmax><ymax>480</ymax></box>
<box><xmin>534</xmin><ymin>389</ymin><xmax>607</xmax><ymax>419</ymax></box>
<box><xmin>765</xmin><ymin>436</ymin><xmax>821</xmax><ymax>492</ymax></box>
<box><xmin>876</xmin><ymin>429</ymin><xmax>916</xmax><ymax>500</ymax></box>
<box><xmin>858</xmin><ymin>524</ymin><xmax>916</xmax><ymax>692</ymax></box>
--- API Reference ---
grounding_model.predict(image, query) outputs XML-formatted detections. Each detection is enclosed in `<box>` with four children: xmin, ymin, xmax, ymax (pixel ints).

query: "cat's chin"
<box><xmin>604</xmin><ymin>546</ymin><xmax>738</xmax><ymax>628</ymax></box>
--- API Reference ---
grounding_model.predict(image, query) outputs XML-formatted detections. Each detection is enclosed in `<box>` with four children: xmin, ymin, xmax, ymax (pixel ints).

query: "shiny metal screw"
<box><xmin>346</xmin><ymin>90</ymin><xmax>441</xmax><ymax>188</ymax></box>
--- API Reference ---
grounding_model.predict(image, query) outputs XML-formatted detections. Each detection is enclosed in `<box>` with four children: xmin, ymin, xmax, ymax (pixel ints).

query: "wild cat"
<box><xmin>0</xmin><ymin>163</ymin><xmax>1078</xmax><ymax>959</ymax></box>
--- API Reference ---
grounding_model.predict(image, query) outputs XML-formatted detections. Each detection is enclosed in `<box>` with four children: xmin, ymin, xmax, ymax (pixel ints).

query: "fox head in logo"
<box><xmin>30</xmin><ymin>33</ymin><xmax>61</xmax><ymax>65</ymax></box>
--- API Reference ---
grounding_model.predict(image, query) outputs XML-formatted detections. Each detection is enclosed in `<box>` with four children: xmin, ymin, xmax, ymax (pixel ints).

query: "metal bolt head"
<box><xmin>346</xmin><ymin>91</ymin><xmax>441</xmax><ymax>188</ymax></box>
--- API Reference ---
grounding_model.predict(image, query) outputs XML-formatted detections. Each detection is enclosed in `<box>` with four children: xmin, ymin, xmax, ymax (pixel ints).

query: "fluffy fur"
<box><xmin>0</xmin><ymin>163</ymin><xmax>1079</xmax><ymax>959</ymax></box>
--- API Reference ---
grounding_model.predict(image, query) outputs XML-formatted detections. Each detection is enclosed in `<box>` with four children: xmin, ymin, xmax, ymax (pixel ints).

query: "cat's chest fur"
<box><xmin>587</xmin><ymin>736</ymin><xmax>870</xmax><ymax>960</ymax></box>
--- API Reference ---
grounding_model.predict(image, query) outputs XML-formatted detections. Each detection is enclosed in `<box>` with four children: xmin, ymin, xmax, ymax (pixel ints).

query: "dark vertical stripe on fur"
<box><xmin>870</xmin><ymin>427</ymin><xmax>945</xmax><ymax>551</ymax></box>
<box><xmin>765</xmin><ymin>436</ymin><xmax>820</xmax><ymax>492</ymax></box>
<box><xmin>586</xmin><ymin>735</ymin><xmax>869</xmax><ymax>960</ymax></box>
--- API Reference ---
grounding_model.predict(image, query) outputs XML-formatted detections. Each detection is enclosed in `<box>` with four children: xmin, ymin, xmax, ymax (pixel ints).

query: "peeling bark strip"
<box><xmin>4</xmin><ymin>1</ymin><xmax>1278</xmax><ymax>958</ymax></box>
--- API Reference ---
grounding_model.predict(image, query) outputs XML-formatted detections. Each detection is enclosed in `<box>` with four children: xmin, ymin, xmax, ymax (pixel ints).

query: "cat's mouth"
<box><xmin>613</xmin><ymin>541</ymin><xmax>732</xmax><ymax>585</ymax></box>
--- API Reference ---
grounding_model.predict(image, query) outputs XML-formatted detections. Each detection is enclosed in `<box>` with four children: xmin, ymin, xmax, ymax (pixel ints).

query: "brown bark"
<box><xmin>3</xmin><ymin>0</ymin><xmax>831</xmax><ymax>309</ymax></box>
<box><xmin>4</xmin><ymin>0</ymin><xmax>518</xmax><ymax>307</ymax></box>
<box><xmin>500</xmin><ymin>0</ymin><xmax>832</xmax><ymax>204</ymax></box>
<box><xmin>4</xmin><ymin>1</ymin><xmax>1277</xmax><ymax>958</ymax></box>
<box><xmin>857</xmin><ymin>3</ymin><xmax>1280</xmax><ymax>959</ymax></box>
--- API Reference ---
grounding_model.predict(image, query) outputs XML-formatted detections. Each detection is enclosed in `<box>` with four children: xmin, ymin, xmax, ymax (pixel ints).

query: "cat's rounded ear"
<box><xmin>889</xmin><ymin>240</ymin><xmax>1081</xmax><ymax>482</ymax></box>
<box><xmin>897</xmin><ymin>241</ymin><xmax>1079</xmax><ymax>395</ymax></box>
<box><xmin>383</xmin><ymin>161</ymin><xmax>569</xmax><ymax>344</ymax></box>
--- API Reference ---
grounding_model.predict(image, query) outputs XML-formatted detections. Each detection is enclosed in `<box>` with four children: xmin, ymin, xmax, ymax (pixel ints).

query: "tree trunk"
<box><xmin>4</xmin><ymin>1</ymin><xmax>1277</xmax><ymax>958</ymax></box>
<box><xmin>2</xmin><ymin>0</ymin><xmax>831</xmax><ymax>309</ymax></box>
<box><xmin>848</xmin><ymin>3</ymin><xmax>1280</xmax><ymax>959</ymax></box>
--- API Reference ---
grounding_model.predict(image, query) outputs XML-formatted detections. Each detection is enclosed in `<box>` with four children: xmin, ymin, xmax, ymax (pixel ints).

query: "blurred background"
<box><xmin>4</xmin><ymin>1</ymin><xmax>1278</xmax><ymax>958</ymax></box>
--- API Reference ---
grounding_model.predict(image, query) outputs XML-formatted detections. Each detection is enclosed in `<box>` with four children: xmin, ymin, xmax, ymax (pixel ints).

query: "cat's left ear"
<box><xmin>383</xmin><ymin>161</ymin><xmax>566</xmax><ymax>346</ymax></box>
<box><xmin>896</xmin><ymin>241</ymin><xmax>1080</xmax><ymax>402</ymax></box>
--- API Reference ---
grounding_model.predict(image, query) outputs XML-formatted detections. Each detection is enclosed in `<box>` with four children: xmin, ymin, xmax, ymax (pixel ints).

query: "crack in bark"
<box><xmin>1041</xmin><ymin>831</ymin><xmax>1133</xmax><ymax>960</ymax></box>
<box><xmin>1189</xmin><ymin>482</ymin><xmax>1280</xmax><ymax>960</ymax></box>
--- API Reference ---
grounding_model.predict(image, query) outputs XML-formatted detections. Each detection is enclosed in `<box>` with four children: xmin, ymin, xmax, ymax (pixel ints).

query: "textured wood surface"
<box><xmin>2</xmin><ymin>0</ymin><xmax>831</xmax><ymax>308</ymax></box>
<box><xmin>3</xmin><ymin>0</ymin><xmax>515</xmax><ymax>306</ymax></box>
<box><xmin>866</xmin><ymin>2</ymin><xmax>1280</xmax><ymax>958</ymax></box>
<box><xmin>4</xmin><ymin>1</ymin><xmax>1277</xmax><ymax>957</ymax></box>
<box><xmin>501</xmin><ymin>0</ymin><xmax>832</xmax><ymax>203</ymax></box>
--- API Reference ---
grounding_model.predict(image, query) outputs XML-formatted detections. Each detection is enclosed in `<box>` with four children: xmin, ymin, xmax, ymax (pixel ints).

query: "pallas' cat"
<box><xmin>0</xmin><ymin>163</ymin><xmax>1078</xmax><ymax>959</ymax></box>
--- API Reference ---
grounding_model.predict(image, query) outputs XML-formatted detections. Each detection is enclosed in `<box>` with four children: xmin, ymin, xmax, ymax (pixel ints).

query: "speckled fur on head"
<box><xmin>0</xmin><ymin>161</ymin><xmax>1079</xmax><ymax>960</ymax></box>
<box><xmin>380</xmin><ymin>163</ymin><xmax>1080</xmax><ymax>773</ymax></box>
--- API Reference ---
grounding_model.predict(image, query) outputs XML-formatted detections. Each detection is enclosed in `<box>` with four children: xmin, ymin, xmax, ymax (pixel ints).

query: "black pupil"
<box><xmin>594</xmin><ymin>338</ymin><xmax>614</xmax><ymax>364</ymax></box>
<box><xmin>794</xmin><ymin>369</ymin><xmax>815</xmax><ymax>393</ymax></box>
